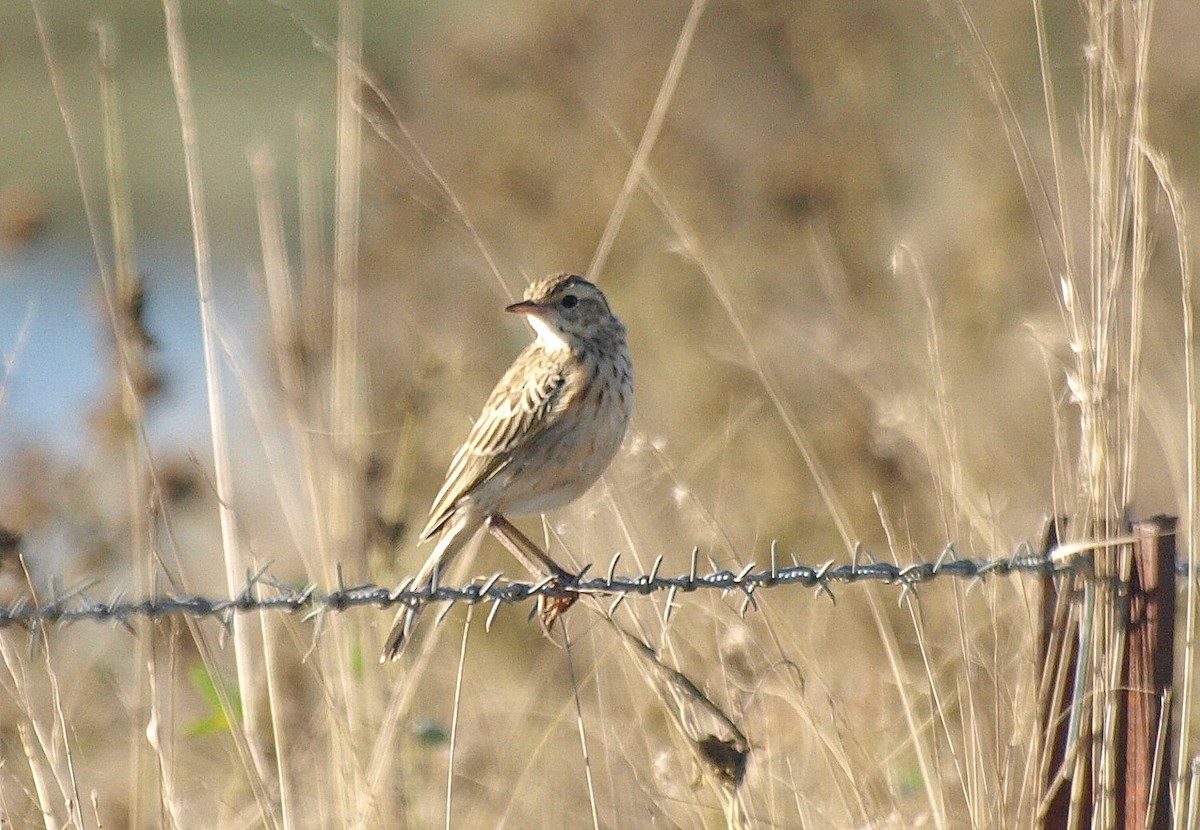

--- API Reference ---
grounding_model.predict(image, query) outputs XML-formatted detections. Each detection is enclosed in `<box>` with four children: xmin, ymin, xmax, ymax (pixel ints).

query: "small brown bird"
<box><xmin>381</xmin><ymin>273</ymin><xmax>633</xmax><ymax>660</ymax></box>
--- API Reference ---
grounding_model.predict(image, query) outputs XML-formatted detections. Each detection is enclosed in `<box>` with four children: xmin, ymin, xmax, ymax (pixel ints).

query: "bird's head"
<box><xmin>506</xmin><ymin>273</ymin><xmax>620</xmax><ymax>350</ymax></box>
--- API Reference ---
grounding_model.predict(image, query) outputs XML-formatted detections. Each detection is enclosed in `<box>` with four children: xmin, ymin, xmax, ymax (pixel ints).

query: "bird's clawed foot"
<box><xmin>535</xmin><ymin>574</ymin><xmax>580</xmax><ymax>635</ymax></box>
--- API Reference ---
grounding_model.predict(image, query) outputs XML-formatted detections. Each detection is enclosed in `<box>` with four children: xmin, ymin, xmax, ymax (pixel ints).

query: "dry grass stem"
<box><xmin>161</xmin><ymin>0</ymin><xmax>275</xmax><ymax>818</ymax></box>
<box><xmin>586</xmin><ymin>0</ymin><xmax>707</xmax><ymax>285</ymax></box>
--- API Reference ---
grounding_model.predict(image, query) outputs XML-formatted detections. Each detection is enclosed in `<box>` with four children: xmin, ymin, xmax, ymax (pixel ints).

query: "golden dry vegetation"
<box><xmin>1</xmin><ymin>0</ymin><xmax>1199</xmax><ymax>827</ymax></box>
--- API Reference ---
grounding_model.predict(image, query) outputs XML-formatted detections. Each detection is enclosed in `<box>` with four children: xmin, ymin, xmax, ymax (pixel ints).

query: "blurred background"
<box><xmin>3</xmin><ymin>0</ymin><xmax>1198</xmax><ymax>577</ymax></box>
<box><xmin>1</xmin><ymin>0</ymin><xmax>1198</xmax><ymax>826</ymax></box>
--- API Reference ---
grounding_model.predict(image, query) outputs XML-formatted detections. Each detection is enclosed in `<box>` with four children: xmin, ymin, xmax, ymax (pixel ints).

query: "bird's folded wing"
<box><xmin>420</xmin><ymin>347</ymin><xmax>573</xmax><ymax>540</ymax></box>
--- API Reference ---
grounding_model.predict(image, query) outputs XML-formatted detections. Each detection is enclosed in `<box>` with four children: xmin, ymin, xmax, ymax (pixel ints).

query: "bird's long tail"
<box><xmin>380</xmin><ymin>513</ymin><xmax>480</xmax><ymax>662</ymax></box>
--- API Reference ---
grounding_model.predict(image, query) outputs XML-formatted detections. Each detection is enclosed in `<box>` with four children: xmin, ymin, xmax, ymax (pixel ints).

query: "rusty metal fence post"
<box><xmin>1039</xmin><ymin>516</ymin><xmax>1177</xmax><ymax>830</ymax></box>
<box><xmin>1117</xmin><ymin>517</ymin><xmax>1176</xmax><ymax>830</ymax></box>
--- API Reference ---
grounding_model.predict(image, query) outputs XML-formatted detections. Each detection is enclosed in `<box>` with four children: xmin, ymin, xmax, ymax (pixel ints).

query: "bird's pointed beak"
<box><xmin>505</xmin><ymin>299</ymin><xmax>542</xmax><ymax>315</ymax></box>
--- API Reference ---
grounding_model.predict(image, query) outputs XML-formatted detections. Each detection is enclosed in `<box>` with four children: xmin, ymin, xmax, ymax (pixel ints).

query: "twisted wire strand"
<box><xmin>0</xmin><ymin>541</ymin><xmax>1192</xmax><ymax>629</ymax></box>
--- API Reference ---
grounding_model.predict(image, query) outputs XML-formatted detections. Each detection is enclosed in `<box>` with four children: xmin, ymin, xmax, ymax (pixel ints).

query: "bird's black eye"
<box><xmin>560</xmin><ymin>294</ymin><xmax>578</xmax><ymax>309</ymax></box>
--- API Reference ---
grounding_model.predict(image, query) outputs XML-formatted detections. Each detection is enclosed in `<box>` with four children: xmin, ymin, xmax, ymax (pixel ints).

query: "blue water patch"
<box><xmin>0</xmin><ymin>229</ymin><xmax>263</xmax><ymax>459</ymax></box>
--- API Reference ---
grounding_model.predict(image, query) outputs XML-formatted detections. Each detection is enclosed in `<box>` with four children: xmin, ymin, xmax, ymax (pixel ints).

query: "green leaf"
<box><xmin>186</xmin><ymin>663</ymin><xmax>241</xmax><ymax>739</ymax></box>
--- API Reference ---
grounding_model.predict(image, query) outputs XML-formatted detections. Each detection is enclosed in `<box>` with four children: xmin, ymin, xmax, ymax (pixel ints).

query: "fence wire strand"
<box><xmin>0</xmin><ymin>540</ymin><xmax>1195</xmax><ymax>629</ymax></box>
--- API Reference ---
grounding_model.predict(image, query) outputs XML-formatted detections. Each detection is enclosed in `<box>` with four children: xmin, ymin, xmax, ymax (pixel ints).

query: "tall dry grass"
<box><xmin>1</xmin><ymin>0</ymin><xmax>1198</xmax><ymax>828</ymax></box>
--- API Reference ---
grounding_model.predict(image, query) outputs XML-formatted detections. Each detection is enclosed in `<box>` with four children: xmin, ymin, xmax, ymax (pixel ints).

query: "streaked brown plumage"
<box><xmin>381</xmin><ymin>273</ymin><xmax>632</xmax><ymax>660</ymax></box>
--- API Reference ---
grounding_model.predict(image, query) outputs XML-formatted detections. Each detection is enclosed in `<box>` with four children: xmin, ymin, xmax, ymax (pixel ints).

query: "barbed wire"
<box><xmin>0</xmin><ymin>540</ymin><xmax>1195</xmax><ymax>629</ymax></box>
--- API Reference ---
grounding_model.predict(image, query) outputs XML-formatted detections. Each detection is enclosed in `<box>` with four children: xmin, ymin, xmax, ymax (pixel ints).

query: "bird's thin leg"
<box><xmin>486</xmin><ymin>514</ymin><xmax>575</xmax><ymax>580</ymax></box>
<box><xmin>486</xmin><ymin>514</ymin><xmax>579</xmax><ymax>633</ymax></box>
